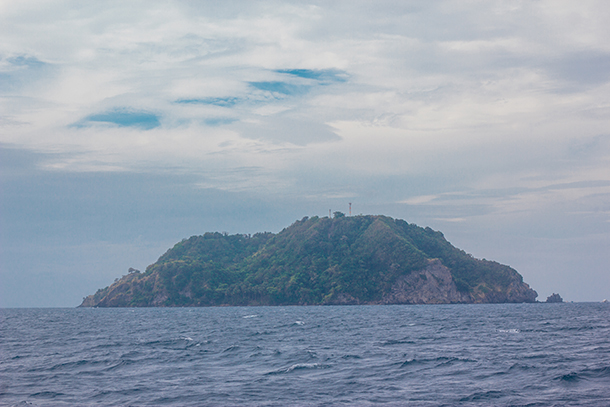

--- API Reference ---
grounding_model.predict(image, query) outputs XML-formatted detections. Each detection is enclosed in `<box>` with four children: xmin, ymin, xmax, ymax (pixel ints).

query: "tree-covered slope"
<box><xmin>80</xmin><ymin>215</ymin><xmax>537</xmax><ymax>307</ymax></box>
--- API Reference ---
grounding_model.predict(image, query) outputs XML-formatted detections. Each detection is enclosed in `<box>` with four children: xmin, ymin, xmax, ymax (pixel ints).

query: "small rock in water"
<box><xmin>546</xmin><ymin>293</ymin><xmax>563</xmax><ymax>303</ymax></box>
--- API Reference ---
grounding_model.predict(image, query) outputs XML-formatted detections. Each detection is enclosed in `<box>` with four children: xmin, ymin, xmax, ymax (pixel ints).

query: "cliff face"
<box><xmin>80</xmin><ymin>215</ymin><xmax>537</xmax><ymax>307</ymax></box>
<box><xmin>379</xmin><ymin>259</ymin><xmax>537</xmax><ymax>305</ymax></box>
<box><xmin>381</xmin><ymin>259</ymin><xmax>472</xmax><ymax>304</ymax></box>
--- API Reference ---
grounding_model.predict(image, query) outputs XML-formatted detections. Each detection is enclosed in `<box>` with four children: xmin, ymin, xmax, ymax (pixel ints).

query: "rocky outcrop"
<box><xmin>546</xmin><ymin>293</ymin><xmax>563</xmax><ymax>303</ymax></box>
<box><xmin>505</xmin><ymin>280</ymin><xmax>539</xmax><ymax>303</ymax></box>
<box><xmin>80</xmin><ymin>272</ymin><xmax>169</xmax><ymax>308</ymax></box>
<box><xmin>79</xmin><ymin>295</ymin><xmax>98</xmax><ymax>307</ymax></box>
<box><xmin>379</xmin><ymin>259</ymin><xmax>537</xmax><ymax>305</ymax></box>
<box><xmin>324</xmin><ymin>292</ymin><xmax>361</xmax><ymax>305</ymax></box>
<box><xmin>382</xmin><ymin>259</ymin><xmax>472</xmax><ymax>304</ymax></box>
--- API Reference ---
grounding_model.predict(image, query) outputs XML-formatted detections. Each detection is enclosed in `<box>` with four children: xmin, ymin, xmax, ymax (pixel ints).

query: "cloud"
<box><xmin>248</xmin><ymin>81</ymin><xmax>311</xmax><ymax>96</ymax></box>
<box><xmin>5</xmin><ymin>55</ymin><xmax>46</xmax><ymax>69</ymax></box>
<box><xmin>548</xmin><ymin>51</ymin><xmax>610</xmax><ymax>87</ymax></box>
<box><xmin>400</xmin><ymin>195</ymin><xmax>439</xmax><ymax>205</ymax></box>
<box><xmin>434</xmin><ymin>217</ymin><xmax>466</xmax><ymax>223</ymax></box>
<box><xmin>2</xmin><ymin>0</ymin><xmax>609</xmax><ymax>187</ymax></box>
<box><xmin>204</xmin><ymin>117</ymin><xmax>238</xmax><ymax>127</ymax></box>
<box><xmin>235</xmin><ymin>115</ymin><xmax>340</xmax><ymax>146</ymax></box>
<box><xmin>0</xmin><ymin>54</ymin><xmax>53</xmax><ymax>92</ymax></box>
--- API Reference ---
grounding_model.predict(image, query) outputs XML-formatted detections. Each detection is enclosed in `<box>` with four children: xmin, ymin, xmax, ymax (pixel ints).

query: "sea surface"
<box><xmin>1</xmin><ymin>303</ymin><xmax>609</xmax><ymax>406</ymax></box>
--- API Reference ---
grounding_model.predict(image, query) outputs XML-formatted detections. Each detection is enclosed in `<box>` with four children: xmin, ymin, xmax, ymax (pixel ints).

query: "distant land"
<box><xmin>80</xmin><ymin>214</ymin><xmax>538</xmax><ymax>307</ymax></box>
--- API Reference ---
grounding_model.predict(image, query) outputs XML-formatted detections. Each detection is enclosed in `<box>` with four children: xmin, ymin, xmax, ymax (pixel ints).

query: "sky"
<box><xmin>1</xmin><ymin>0</ymin><xmax>609</xmax><ymax>307</ymax></box>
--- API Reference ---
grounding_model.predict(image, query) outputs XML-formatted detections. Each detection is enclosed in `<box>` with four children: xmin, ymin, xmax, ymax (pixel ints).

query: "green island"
<box><xmin>80</xmin><ymin>214</ymin><xmax>538</xmax><ymax>307</ymax></box>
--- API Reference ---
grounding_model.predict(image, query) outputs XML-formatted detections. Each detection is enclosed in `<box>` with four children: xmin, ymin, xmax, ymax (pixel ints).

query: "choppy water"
<box><xmin>1</xmin><ymin>303</ymin><xmax>609</xmax><ymax>406</ymax></box>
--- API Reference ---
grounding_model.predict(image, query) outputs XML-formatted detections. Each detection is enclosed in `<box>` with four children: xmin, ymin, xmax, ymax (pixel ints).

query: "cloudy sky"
<box><xmin>1</xmin><ymin>0</ymin><xmax>609</xmax><ymax>307</ymax></box>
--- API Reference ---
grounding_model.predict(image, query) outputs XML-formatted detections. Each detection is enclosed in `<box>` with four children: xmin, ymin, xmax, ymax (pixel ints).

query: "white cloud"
<box><xmin>400</xmin><ymin>195</ymin><xmax>439</xmax><ymax>205</ymax></box>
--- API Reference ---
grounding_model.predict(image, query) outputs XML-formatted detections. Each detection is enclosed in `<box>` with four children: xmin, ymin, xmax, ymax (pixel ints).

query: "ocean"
<box><xmin>1</xmin><ymin>303</ymin><xmax>609</xmax><ymax>406</ymax></box>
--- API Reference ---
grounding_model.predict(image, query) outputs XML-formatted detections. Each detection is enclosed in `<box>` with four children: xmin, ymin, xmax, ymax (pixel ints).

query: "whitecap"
<box><xmin>497</xmin><ymin>328</ymin><xmax>520</xmax><ymax>333</ymax></box>
<box><xmin>242</xmin><ymin>314</ymin><xmax>259</xmax><ymax>319</ymax></box>
<box><xmin>286</xmin><ymin>363</ymin><xmax>319</xmax><ymax>372</ymax></box>
<box><xmin>294</xmin><ymin>321</ymin><xmax>305</xmax><ymax>325</ymax></box>
<box><xmin>267</xmin><ymin>363</ymin><xmax>326</xmax><ymax>375</ymax></box>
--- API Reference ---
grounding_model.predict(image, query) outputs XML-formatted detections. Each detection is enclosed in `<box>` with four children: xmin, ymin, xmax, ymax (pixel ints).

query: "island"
<box><xmin>545</xmin><ymin>293</ymin><xmax>564</xmax><ymax>303</ymax></box>
<box><xmin>80</xmin><ymin>214</ymin><xmax>538</xmax><ymax>307</ymax></box>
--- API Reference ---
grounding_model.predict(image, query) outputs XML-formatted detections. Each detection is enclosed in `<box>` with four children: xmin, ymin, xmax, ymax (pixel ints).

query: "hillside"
<box><xmin>79</xmin><ymin>215</ymin><xmax>537</xmax><ymax>307</ymax></box>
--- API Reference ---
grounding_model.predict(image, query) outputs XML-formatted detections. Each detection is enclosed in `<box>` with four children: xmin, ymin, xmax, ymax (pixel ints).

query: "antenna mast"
<box><xmin>349</xmin><ymin>203</ymin><xmax>352</xmax><ymax>216</ymax></box>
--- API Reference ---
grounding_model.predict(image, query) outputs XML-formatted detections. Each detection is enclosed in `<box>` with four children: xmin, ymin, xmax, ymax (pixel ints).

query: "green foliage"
<box><xmin>88</xmin><ymin>215</ymin><xmax>528</xmax><ymax>306</ymax></box>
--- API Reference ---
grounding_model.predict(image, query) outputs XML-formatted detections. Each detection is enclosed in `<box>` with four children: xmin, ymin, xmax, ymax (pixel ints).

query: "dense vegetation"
<box><xmin>81</xmin><ymin>215</ymin><xmax>537</xmax><ymax>307</ymax></box>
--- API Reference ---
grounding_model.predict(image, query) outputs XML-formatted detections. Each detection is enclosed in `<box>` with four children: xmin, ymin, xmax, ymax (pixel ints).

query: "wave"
<box><xmin>507</xmin><ymin>362</ymin><xmax>537</xmax><ymax>371</ymax></box>
<box><xmin>459</xmin><ymin>390</ymin><xmax>506</xmax><ymax>401</ymax></box>
<box><xmin>103</xmin><ymin>359</ymin><xmax>136</xmax><ymax>372</ymax></box>
<box><xmin>400</xmin><ymin>356</ymin><xmax>477</xmax><ymax>368</ymax></box>
<box><xmin>43</xmin><ymin>359</ymin><xmax>106</xmax><ymax>372</ymax></box>
<box><xmin>139</xmin><ymin>337</ymin><xmax>200</xmax><ymax>349</ymax></box>
<box><xmin>266</xmin><ymin>363</ymin><xmax>330</xmax><ymax>375</ymax></box>
<box><xmin>222</xmin><ymin>344</ymin><xmax>240</xmax><ymax>353</ymax></box>
<box><xmin>381</xmin><ymin>338</ymin><xmax>416</xmax><ymax>346</ymax></box>
<box><xmin>556</xmin><ymin>366</ymin><xmax>610</xmax><ymax>383</ymax></box>
<box><xmin>29</xmin><ymin>391</ymin><xmax>66</xmax><ymax>399</ymax></box>
<box><xmin>341</xmin><ymin>354</ymin><xmax>362</xmax><ymax>359</ymax></box>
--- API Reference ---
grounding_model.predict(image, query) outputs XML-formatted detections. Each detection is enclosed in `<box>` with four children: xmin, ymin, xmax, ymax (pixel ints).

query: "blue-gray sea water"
<box><xmin>1</xmin><ymin>303</ymin><xmax>609</xmax><ymax>406</ymax></box>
